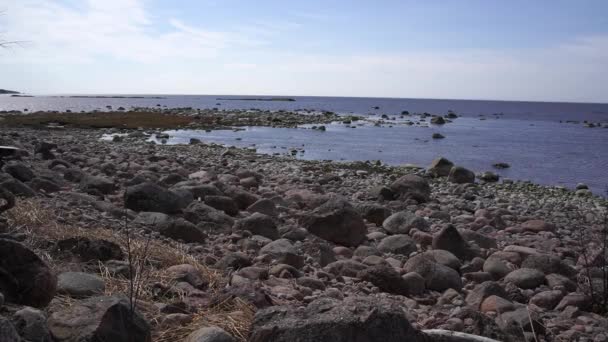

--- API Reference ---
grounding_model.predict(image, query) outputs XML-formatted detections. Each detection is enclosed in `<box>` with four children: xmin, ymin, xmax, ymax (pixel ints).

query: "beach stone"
<box><xmin>521</xmin><ymin>254</ymin><xmax>576</xmax><ymax>277</ymax></box>
<box><xmin>0</xmin><ymin>317</ymin><xmax>20</xmax><ymax>342</ymax></box>
<box><xmin>0</xmin><ymin>239</ymin><xmax>56</xmax><ymax>308</ymax></box>
<box><xmin>260</xmin><ymin>239</ymin><xmax>305</xmax><ymax>269</ymax></box>
<box><xmin>402</xmin><ymin>272</ymin><xmax>425</xmax><ymax>295</ymax></box>
<box><xmin>427</xmin><ymin>157</ymin><xmax>454</xmax><ymax>177</ymax></box>
<box><xmin>234</xmin><ymin>213</ymin><xmax>279</xmax><ymax>240</ymax></box>
<box><xmin>57</xmin><ymin>272</ymin><xmax>105</xmax><ymax>298</ymax></box>
<box><xmin>421</xmin><ymin>250</ymin><xmax>462</xmax><ymax>270</ymax></box>
<box><xmin>3</xmin><ymin>162</ymin><xmax>35</xmax><ymax>182</ymax></box>
<box><xmin>382</xmin><ymin>211</ymin><xmax>429</xmax><ymax>234</ymax></box>
<box><xmin>48</xmin><ymin>296</ymin><xmax>151</xmax><ymax>342</ymax></box>
<box><xmin>389</xmin><ymin>174</ymin><xmax>431</xmax><ymax>202</ymax></box>
<box><xmin>520</xmin><ymin>219</ymin><xmax>555</xmax><ymax>232</ymax></box>
<box><xmin>0</xmin><ymin>178</ymin><xmax>37</xmax><ymax>197</ymax></box>
<box><xmin>403</xmin><ymin>253</ymin><xmax>462</xmax><ymax>291</ymax></box>
<box><xmin>377</xmin><ymin>234</ymin><xmax>417</xmax><ymax>256</ymax></box>
<box><xmin>530</xmin><ymin>290</ymin><xmax>564</xmax><ymax>310</ymax></box>
<box><xmin>155</xmin><ymin>218</ymin><xmax>207</xmax><ymax>243</ymax></box>
<box><xmin>479</xmin><ymin>171</ymin><xmax>499</xmax><ymax>182</ymax></box>
<box><xmin>546</xmin><ymin>273</ymin><xmax>577</xmax><ymax>292</ymax></box>
<box><xmin>30</xmin><ymin>177</ymin><xmax>61</xmax><ymax>193</ymax></box>
<box><xmin>480</xmin><ymin>295</ymin><xmax>515</xmax><ymax>314</ymax></box>
<box><xmin>133</xmin><ymin>211</ymin><xmax>171</xmax><ymax>226</ymax></box>
<box><xmin>555</xmin><ymin>293</ymin><xmax>592</xmax><ymax>311</ymax></box>
<box><xmin>13</xmin><ymin>307</ymin><xmax>51</xmax><ymax>342</ymax></box>
<box><xmin>185</xmin><ymin>326</ymin><xmax>235</xmax><ymax>342</ymax></box>
<box><xmin>300</xmin><ymin>198</ymin><xmax>366</xmax><ymax>247</ymax></box>
<box><xmin>247</xmin><ymin>198</ymin><xmax>278</xmax><ymax>217</ymax></box>
<box><xmin>483</xmin><ymin>255</ymin><xmax>511</xmax><ymax>279</ymax></box>
<box><xmin>432</xmin><ymin>224</ymin><xmax>477</xmax><ymax>260</ymax></box>
<box><xmin>204</xmin><ymin>195</ymin><xmax>239</xmax><ymax>216</ymax></box>
<box><xmin>166</xmin><ymin>264</ymin><xmax>205</xmax><ymax>288</ymax></box>
<box><xmin>124</xmin><ymin>182</ymin><xmax>186</xmax><ymax>214</ymax></box>
<box><xmin>357</xmin><ymin>264</ymin><xmax>411</xmax><ymax>296</ymax></box>
<box><xmin>183</xmin><ymin>202</ymin><xmax>234</xmax><ymax>229</ymax></box>
<box><xmin>324</xmin><ymin>260</ymin><xmax>367</xmax><ymax>277</ymax></box>
<box><xmin>216</xmin><ymin>252</ymin><xmax>252</xmax><ymax>271</ymax></box>
<box><xmin>249</xmin><ymin>296</ymin><xmax>421</xmax><ymax>342</ymax></box>
<box><xmin>465</xmin><ymin>281</ymin><xmax>508</xmax><ymax>309</ymax></box>
<box><xmin>504</xmin><ymin>268</ymin><xmax>545</xmax><ymax>289</ymax></box>
<box><xmin>357</xmin><ymin>203</ymin><xmax>392</xmax><ymax>226</ymax></box>
<box><xmin>80</xmin><ymin>175</ymin><xmax>115</xmax><ymax>195</ymax></box>
<box><xmin>448</xmin><ymin>166</ymin><xmax>475</xmax><ymax>184</ymax></box>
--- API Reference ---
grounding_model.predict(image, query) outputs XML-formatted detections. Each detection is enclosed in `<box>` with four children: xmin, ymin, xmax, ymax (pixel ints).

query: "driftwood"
<box><xmin>423</xmin><ymin>329</ymin><xmax>502</xmax><ymax>342</ymax></box>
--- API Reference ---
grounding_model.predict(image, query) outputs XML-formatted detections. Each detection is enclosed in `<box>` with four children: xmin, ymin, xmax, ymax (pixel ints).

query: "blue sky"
<box><xmin>1</xmin><ymin>0</ymin><xmax>607</xmax><ymax>102</ymax></box>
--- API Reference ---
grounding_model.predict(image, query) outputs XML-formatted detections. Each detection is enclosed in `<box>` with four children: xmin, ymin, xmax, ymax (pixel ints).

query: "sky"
<box><xmin>0</xmin><ymin>0</ymin><xmax>607</xmax><ymax>102</ymax></box>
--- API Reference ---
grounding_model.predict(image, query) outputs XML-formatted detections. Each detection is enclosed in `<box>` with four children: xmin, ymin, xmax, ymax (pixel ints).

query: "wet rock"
<box><xmin>0</xmin><ymin>239</ymin><xmax>56</xmax><ymax>308</ymax></box>
<box><xmin>479</xmin><ymin>171</ymin><xmax>500</xmax><ymax>182</ymax></box>
<box><xmin>388</xmin><ymin>174</ymin><xmax>431</xmax><ymax>202</ymax></box>
<box><xmin>448</xmin><ymin>166</ymin><xmax>475</xmax><ymax>184</ymax></box>
<box><xmin>382</xmin><ymin>211</ymin><xmax>428</xmax><ymax>234</ymax></box>
<box><xmin>300</xmin><ymin>198</ymin><xmax>366</xmax><ymax>247</ymax></box>
<box><xmin>504</xmin><ymin>268</ymin><xmax>545</xmax><ymax>289</ymax></box>
<box><xmin>48</xmin><ymin>296</ymin><xmax>151</xmax><ymax>342</ymax></box>
<box><xmin>57</xmin><ymin>272</ymin><xmax>105</xmax><ymax>298</ymax></box>
<box><xmin>234</xmin><ymin>213</ymin><xmax>279</xmax><ymax>240</ymax></box>
<box><xmin>124</xmin><ymin>182</ymin><xmax>187</xmax><ymax>214</ymax></box>
<box><xmin>249</xmin><ymin>296</ymin><xmax>422</xmax><ymax>342</ymax></box>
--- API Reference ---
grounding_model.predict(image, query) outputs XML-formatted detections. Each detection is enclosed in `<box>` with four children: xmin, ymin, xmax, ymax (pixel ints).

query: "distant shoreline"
<box><xmin>216</xmin><ymin>97</ymin><xmax>296</xmax><ymax>102</ymax></box>
<box><xmin>55</xmin><ymin>95</ymin><xmax>166</xmax><ymax>99</ymax></box>
<box><xmin>0</xmin><ymin>89</ymin><xmax>20</xmax><ymax>95</ymax></box>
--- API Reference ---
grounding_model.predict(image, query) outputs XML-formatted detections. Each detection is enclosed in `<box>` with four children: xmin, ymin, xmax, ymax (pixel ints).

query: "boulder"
<box><xmin>447</xmin><ymin>166</ymin><xmax>475</xmax><ymax>184</ymax></box>
<box><xmin>357</xmin><ymin>264</ymin><xmax>411</xmax><ymax>296</ymax></box>
<box><xmin>432</xmin><ymin>225</ymin><xmax>477</xmax><ymax>260</ymax></box>
<box><xmin>183</xmin><ymin>202</ymin><xmax>234</xmax><ymax>229</ymax></box>
<box><xmin>300</xmin><ymin>198</ymin><xmax>366</xmax><ymax>247</ymax></box>
<box><xmin>155</xmin><ymin>218</ymin><xmax>207</xmax><ymax>243</ymax></box>
<box><xmin>249</xmin><ymin>296</ymin><xmax>423</xmax><ymax>342</ymax></box>
<box><xmin>247</xmin><ymin>199</ymin><xmax>278</xmax><ymax>217</ymax></box>
<box><xmin>124</xmin><ymin>182</ymin><xmax>186</xmax><ymax>214</ymax></box>
<box><xmin>530</xmin><ymin>290</ymin><xmax>564</xmax><ymax>310</ymax></box>
<box><xmin>47</xmin><ymin>296</ymin><xmax>151</xmax><ymax>342</ymax></box>
<box><xmin>3</xmin><ymin>162</ymin><xmax>35</xmax><ymax>182</ymax></box>
<box><xmin>521</xmin><ymin>254</ymin><xmax>576</xmax><ymax>277</ymax></box>
<box><xmin>504</xmin><ymin>268</ymin><xmax>545</xmax><ymax>289</ymax></box>
<box><xmin>0</xmin><ymin>178</ymin><xmax>37</xmax><ymax>197</ymax></box>
<box><xmin>260</xmin><ymin>239</ymin><xmax>304</xmax><ymax>269</ymax></box>
<box><xmin>421</xmin><ymin>250</ymin><xmax>462</xmax><ymax>270</ymax></box>
<box><xmin>388</xmin><ymin>175</ymin><xmax>431</xmax><ymax>202</ymax></box>
<box><xmin>0</xmin><ymin>239</ymin><xmax>56</xmax><ymax>307</ymax></box>
<box><xmin>324</xmin><ymin>260</ymin><xmax>367</xmax><ymax>277</ymax></box>
<box><xmin>377</xmin><ymin>234</ymin><xmax>417</xmax><ymax>256</ymax></box>
<box><xmin>356</xmin><ymin>203</ymin><xmax>391</xmax><ymax>226</ymax></box>
<box><xmin>80</xmin><ymin>175</ymin><xmax>115</xmax><ymax>195</ymax></box>
<box><xmin>382</xmin><ymin>211</ymin><xmax>428</xmax><ymax>234</ymax></box>
<box><xmin>403</xmin><ymin>254</ymin><xmax>462</xmax><ymax>291</ymax></box>
<box><xmin>203</xmin><ymin>195</ymin><xmax>239</xmax><ymax>216</ymax></box>
<box><xmin>57</xmin><ymin>272</ymin><xmax>105</xmax><ymax>298</ymax></box>
<box><xmin>465</xmin><ymin>281</ymin><xmax>508</xmax><ymax>309</ymax></box>
<box><xmin>427</xmin><ymin>157</ymin><xmax>454</xmax><ymax>177</ymax></box>
<box><xmin>234</xmin><ymin>213</ymin><xmax>279</xmax><ymax>240</ymax></box>
<box><xmin>55</xmin><ymin>237</ymin><xmax>123</xmax><ymax>262</ymax></box>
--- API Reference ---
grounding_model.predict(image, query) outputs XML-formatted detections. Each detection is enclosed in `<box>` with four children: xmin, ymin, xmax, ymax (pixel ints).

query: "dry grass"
<box><xmin>0</xmin><ymin>111</ymin><xmax>194</xmax><ymax>129</ymax></box>
<box><xmin>4</xmin><ymin>198</ymin><xmax>255</xmax><ymax>341</ymax></box>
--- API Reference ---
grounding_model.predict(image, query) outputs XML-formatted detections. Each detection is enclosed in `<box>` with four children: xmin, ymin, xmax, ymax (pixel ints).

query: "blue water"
<box><xmin>3</xmin><ymin>95</ymin><xmax>608</xmax><ymax>194</ymax></box>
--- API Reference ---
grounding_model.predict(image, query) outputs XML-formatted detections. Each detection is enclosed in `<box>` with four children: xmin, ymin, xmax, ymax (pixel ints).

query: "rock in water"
<box><xmin>300</xmin><ymin>198</ymin><xmax>366</xmax><ymax>247</ymax></box>
<box><xmin>427</xmin><ymin>157</ymin><xmax>454</xmax><ymax>177</ymax></box>
<box><xmin>124</xmin><ymin>182</ymin><xmax>187</xmax><ymax>214</ymax></box>
<box><xmin>389</xmin><ymin>175</ymin><xmax>431</xmax><ymax>202</ymax></box>
<box><xmin>0</xmin><ymin>239</ymin><xmax>56</xmax><ymax>308</ymax></box>
<box><xmin>48</xmin><ymin>296</ymin><xmax>151</xmax><ymax>342</ymax></box>
<box><xmin>249</xmin><ymin>296</ymin><xmax>423</xmax><ymax>342</ymax></box>
<box><xmin>448</xmin><ymin>166</ymin><xmax>475</xmax><ymax>184</ymax></box>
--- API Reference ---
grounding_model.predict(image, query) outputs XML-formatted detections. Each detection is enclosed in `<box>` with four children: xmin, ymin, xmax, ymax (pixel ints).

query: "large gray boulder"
<box><xmin>124</xmin><ymin>182</ymin><xmax>187</xmax><ymax>214</ymax></box>
<box><xmin>447</xmin><ymin>166</ymin><xmax>475</xmax><ymax>184</ymax></box>
<box><xmin>249</xmin><ymin>296</ymin><xmax>424</xmax><ymax>342</ymax></box>
<box><xmin>388</xmin><ymin>175</ymin><xmax>431</xmax><ymax>202</ymax></box>
<box><xmin>427</xmin><ymin>157</ymin><xmax>454</xmax><ymax>177</ymax></box>
<box><xmin>300</xmin><ymin>198</ymin><xmax>367</xmax><ymax>247</ymax></box>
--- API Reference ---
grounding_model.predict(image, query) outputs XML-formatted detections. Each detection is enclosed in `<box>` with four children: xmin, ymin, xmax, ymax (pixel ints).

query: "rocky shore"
<box><xmin>0</xmin><ymin>125</ymin><xmax>607</xmax><ymax>342</ymax></box>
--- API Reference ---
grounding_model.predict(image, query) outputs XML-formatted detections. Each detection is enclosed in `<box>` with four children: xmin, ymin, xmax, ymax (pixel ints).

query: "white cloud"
<box><xmin>0</xmin><ymin>0</ymin><xmax>606</xmax><ymax>102</ymax></box>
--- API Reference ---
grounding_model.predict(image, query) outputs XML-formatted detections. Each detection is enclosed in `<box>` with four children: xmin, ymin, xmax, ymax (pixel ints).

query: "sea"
<box><xmin>2</xmin><ymin>94</ymin><xmax>608</xmax><ymax>195</ymax></box>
